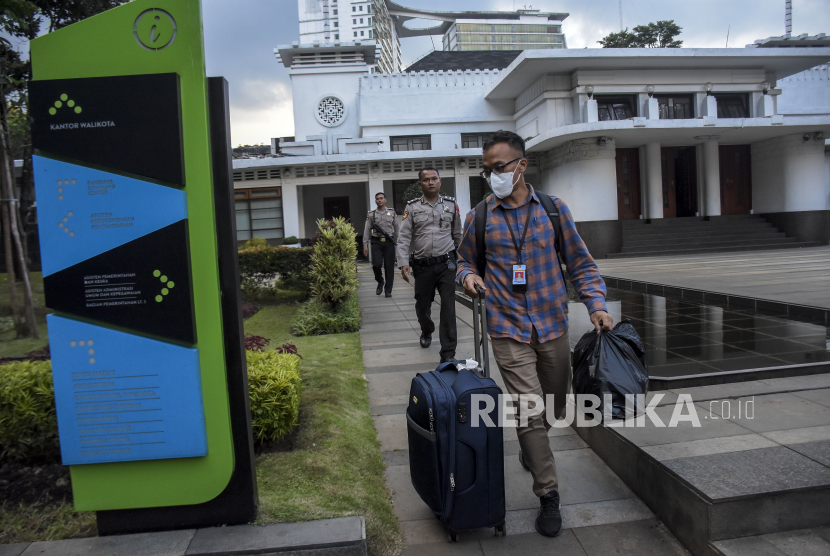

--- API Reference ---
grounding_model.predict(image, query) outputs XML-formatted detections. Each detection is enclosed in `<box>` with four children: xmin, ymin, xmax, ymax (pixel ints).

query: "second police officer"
<box><xmin>397</xmin><ymin>168</ymin><xmax>463</xmax><ymax>363</ymax></box>
<box><xmin>363</xmin><ymin>192</ymin><xmax>401</xmax><ymax>297</ymax></box>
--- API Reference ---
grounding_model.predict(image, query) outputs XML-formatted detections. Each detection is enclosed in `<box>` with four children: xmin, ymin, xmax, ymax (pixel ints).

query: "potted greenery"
<box><xmin>283</xmin><ymin>236</ymin><xmax>301</xmax><ymax>248</ymax></box>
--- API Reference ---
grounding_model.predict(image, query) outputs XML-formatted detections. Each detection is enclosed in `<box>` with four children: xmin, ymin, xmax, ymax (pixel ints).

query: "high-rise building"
<box><xmin>442</xmin><ymin>11</ymin><xmax>567</xmax><ymax>51</ymax></box>
<box><xmin>297</xmin><ymin>0</ymin><xmax>402</xmax><ymax>73</ymax></box>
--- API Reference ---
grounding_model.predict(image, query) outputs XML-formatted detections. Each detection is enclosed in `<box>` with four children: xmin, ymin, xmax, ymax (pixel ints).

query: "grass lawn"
<box><xmin>0</xmin><ymin>272</ymin><xmax>50</xmax><ymax>357</ymax></box>
<box><xmin>0</xmin><ymin>503</ymin><xmax>96</xmax><ymax>544</ymax></box>
<box><xmin>246</xmin><ymin>304</ymin><xmax>401</xmax><ymax>556</ymax></box>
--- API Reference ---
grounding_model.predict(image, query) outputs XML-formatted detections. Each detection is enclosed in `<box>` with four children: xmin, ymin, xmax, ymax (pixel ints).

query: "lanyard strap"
<box><xmin>504</xmin><ymin>203</ymin><xmax>534</xmax><ymax>265</ymax></box>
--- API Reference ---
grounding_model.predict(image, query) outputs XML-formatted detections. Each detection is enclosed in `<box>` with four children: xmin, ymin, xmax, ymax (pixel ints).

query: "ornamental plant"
<box><xmin>0</xmin><ymin>360</ymin><xmax>60</xmax><ymax>463</ymax></box>
<box><xmin>309</xmin><ymin>216</ymin><xmax>358</xmax><ymax>309</ymax></box>
<box><xmin>246</xmin><ymin>350</ymin><xmax>302</xmax><ymax>443</ymax></box>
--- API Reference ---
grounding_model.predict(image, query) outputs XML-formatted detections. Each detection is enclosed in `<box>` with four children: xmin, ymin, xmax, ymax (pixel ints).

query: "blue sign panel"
<box><xmin>33</xmin><ymin>155</ymin><xmax>187</xmax><ymax>277</ymax></box>
<box><xmin>48</xmin><ymin>314</ymin><xmax>208</xmax><ymax>465</ymax></box>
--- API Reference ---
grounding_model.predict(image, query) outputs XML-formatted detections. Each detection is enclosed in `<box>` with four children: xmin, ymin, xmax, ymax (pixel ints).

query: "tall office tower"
<box><xmin>297</xmin><ymin>0</ymin><xmax>402</xmax><ymax>73</ymax></box>
<box><xmin>442</xmin><ymin>10</ymin><xmax>567</xmax><ymax>51</ymax></box>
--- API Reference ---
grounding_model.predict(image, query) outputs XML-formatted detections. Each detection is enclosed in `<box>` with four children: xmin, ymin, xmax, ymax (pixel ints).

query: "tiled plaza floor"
<box><xmin>357</xmin><ymin>263</ymin><xmax>689</xmax><ymax>555</ymax></box>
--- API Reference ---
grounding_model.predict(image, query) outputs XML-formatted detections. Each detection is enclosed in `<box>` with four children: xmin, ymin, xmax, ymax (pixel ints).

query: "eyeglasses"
<box><xmin>480</xmin><ymin>157</ymin><xmax>522</xmax><ymax>179</ymax></box>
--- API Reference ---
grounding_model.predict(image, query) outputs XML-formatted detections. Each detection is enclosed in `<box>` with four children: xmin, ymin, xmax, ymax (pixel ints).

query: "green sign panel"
<box><xmin>31</xmin><ymin>0</ymin><xmax>235</xmax><ymax>512</ymax></box>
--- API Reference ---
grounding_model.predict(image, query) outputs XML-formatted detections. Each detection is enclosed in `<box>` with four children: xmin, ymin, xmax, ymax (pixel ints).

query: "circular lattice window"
<box><xmin>315</xmin><ymin>95</ymin><xmax>346</xmax><ymax>127</ymax></box>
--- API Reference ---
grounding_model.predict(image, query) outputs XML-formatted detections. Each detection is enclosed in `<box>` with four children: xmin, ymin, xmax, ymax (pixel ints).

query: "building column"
<box><xmin>703</xmin><ymin>140</ymin><xmax>721</xmax><ymax>216</ymax></box>
<box><xmin>280</xmin><ymin>178</ymin><xmax>301</xmax><ymax>240</ymax></box>
<box><xmin>454</xmin><ymin>172</ymin><xmax>471</xmax><ymax>224</ymax></box>
<box><xmin>644</xmin><ymin>142</ymin><xmax>663</xmax><ymax>219</ymax></box>
<box><xmin>367</xmin><ymin>173</ymin><xmax>384</xmax><ymax>207</ymax></box>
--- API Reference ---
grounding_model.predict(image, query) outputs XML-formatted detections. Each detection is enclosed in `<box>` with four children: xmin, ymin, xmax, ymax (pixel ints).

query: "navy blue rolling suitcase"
<box><xmin>406</xmin><ymin>287</ymin><xmax>506</xmax><ymax>541</ymax></box>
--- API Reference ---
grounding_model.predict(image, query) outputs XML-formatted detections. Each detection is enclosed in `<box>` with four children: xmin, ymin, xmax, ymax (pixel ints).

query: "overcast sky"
<box><xmin>202</xmin><ymin>0</ymin><xmax>830</xmax><ymax>146</ymax></box>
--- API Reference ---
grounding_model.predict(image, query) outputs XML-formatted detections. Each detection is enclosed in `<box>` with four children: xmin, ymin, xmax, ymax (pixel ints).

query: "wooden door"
<box><xmin>675</xmin><ymin>147</ymin><xmax>698</xmax><ymax>218</ymax></box>
<box><xmin>616</xmin><ymin>148</ymin><xmax>641</xmax><ymax>219</ymax></box>
<box><xmin>660</xmin><ymin>148</ymin><xmax>677</xmax><ymax>218</ymax></box>
<box><xmin>323</xmin><ymin>196</ymin><xmax>351</xmax><ymax>222</ymax></box>
<box><xmin>719</xmin><ymin>145</ymin><xmax>752</xmax><ymax>215</ymax></box>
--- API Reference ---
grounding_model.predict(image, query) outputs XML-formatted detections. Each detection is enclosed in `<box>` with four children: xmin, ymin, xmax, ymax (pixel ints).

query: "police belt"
<box><xmin>411</xmin><ymin>251</ymin><xmax>455</xmax><ymax>267</ymax></box>
<box><xmin>371</xmin><ymin>235</ymin><xmax>393</xmax><ymax>244</ymax></box>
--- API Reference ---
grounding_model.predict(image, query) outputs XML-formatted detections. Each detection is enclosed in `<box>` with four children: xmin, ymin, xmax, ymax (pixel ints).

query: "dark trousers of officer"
<box><xmin>413</xmin><ymin>258</ymin><xmax>457</xmax><ymax>359</ymax></box>
<box><xmin>371</xmin><ymin>239</ymin><xmax>395</xmax><ymax>294</ymax></box>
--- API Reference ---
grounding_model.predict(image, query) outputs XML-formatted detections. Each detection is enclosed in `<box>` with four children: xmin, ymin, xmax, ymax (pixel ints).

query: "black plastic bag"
<box><xmin>572</xmin><ymin>319</ymin><xmax>649</xmax><ymax>421</ymax></box>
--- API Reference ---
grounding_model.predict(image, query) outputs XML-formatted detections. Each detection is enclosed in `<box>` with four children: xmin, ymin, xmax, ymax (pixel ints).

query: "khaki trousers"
<box><xmin>490</xmin><ymin>328</ymin><xmax>571</xmax><ymax>497</ymax></box>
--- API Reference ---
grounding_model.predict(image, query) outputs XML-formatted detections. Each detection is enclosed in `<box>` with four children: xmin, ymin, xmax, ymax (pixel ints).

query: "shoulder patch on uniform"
<box><xmin>402</xmin><ymin>211</ymin><xmax>409</xmax><ymax>220</ymax></box>
<box><xmin>443</xmin><ymin>196</ymin><xmax>456</xmax><ymax>202</ymax></box>
<box><xmin>406</xmin><ymin>198</ymin><xmax>419</xmax><ymax>204</ymax></box>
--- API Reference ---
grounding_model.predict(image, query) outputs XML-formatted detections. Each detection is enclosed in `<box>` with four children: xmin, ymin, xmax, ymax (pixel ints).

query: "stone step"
<box><xmin>620</xmin><ymin>236</ymin><xmax>795</xmax><ymax>252</ymax></box>
<box><xmin>621</xmin><ymin>223</ymin><xmax>775</xmax><ymax>239</ymax></box>
<box><xmin>709</xmin><ymin>528</ymin><xmax>830</xmax><ymax>555</ymax></box>
<box><xmin>623</xmin><ymin>232</ymin><xmax>786</xmax><ymax>247</ymax></box>
<box><xmin>606</xmin><ymin>242</ymin><xmax>822</xmax><ymax>258</ymax></box>
<box><xmin>621</xmin><ymin>215</ymin><xmax>762</xmax><ymax>229</ymax></box>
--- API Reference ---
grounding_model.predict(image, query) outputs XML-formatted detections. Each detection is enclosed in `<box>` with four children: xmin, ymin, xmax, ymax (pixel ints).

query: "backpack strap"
<box><xmin>537</xmin><ymin>194</ymin><xmax>565</xmax><ymax>267</ymax></box>
<box><xmin>474</xmin><ymin>199</ymin><xmax>487</xmax><ymax>277</ymax></box>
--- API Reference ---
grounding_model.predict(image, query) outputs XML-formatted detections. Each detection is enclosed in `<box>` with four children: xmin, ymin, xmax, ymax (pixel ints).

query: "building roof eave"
<box><xmin>233</xmin><ymin>148</ymin><xmax>484</xmax><ymax>170</ymax></box>
<box><xmin>485</xmin><ymin>48</ymin><xmax>830</xmax><ymax>100</ymax></box>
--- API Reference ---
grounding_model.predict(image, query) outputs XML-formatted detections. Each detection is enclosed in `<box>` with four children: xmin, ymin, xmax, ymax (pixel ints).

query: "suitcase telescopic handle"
<box><xmin>472</xmin><ymin>285</ymin><xmax>490</xmax><ymax>378</ymax></box>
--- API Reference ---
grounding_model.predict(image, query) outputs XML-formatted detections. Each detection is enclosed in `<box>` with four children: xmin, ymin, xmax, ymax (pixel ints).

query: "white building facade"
<box><xmin>235</xmin><ymin>39</ymin><xmax>830</xmax><ymax>257</ymax></box>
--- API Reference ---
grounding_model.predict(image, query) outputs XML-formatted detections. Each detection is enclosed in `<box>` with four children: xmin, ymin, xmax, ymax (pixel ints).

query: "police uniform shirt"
<box><xmin>396</xmin><ymin>196</ymin><xmax>463</xmax><ymax>263</ymax></box>
<box><xmin>363</xmin><ymin>207</ymin><xmax>400</xmax><ymax>250</ymax></box>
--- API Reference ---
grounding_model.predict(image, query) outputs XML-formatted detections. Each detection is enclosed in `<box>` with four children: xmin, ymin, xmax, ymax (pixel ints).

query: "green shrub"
<box><xmin>309</xmin><ymin>217</ymin><xmax>358</xmax><ymax>308</ymax></box>
<box><xmin>0</xmin><ymin>361</ymin><xmax>60</xmax><ymax>463</ymax></box>
<box><xmin>240</xmin><ymin>237</ymin><xmax>268</xmax><ymax>250</ymax></box>
<box><xmin>247</xmin><ymin>350</ymin><xmax>302</xmax><ymax>443</ymax></box>
<box><xmin>237</xmin><ymin>245</ymin><xmax>313</xmax><ymax>291</ymax></box>
<box><xmin>283</xmin><ymin>236</ymin><xmax>299</xmax><ymax>245</ymax></box>
<box><xmin>292</xmin><ymin>296</ymin><xmax>362</xmax><ymax>336</ymax></box>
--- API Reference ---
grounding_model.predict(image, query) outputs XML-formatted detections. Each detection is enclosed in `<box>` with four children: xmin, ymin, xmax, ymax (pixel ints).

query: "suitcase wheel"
<box><xmin>447</xmin><ymin>531</ymin><xmax>458</xmax><ymax>543</ymax></box>
<box><xmin>494</xmin><ymin>524</ymin><xmax>506</xmax><ymax>537</ymax></box>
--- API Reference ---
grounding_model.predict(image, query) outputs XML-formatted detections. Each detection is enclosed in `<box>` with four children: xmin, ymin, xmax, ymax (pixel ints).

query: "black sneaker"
<box><xmin>420</xmin><ymin>334</ymin><xmax>432</xmax><ymax>348</ymax></box>
<box><xmin>535</xmin><ymin>490</ymin><xmax>562</xmax><ymax>537</ymax></box>
<box><xmin>376</xmin><ymin>283</ymin><xmax>384</xmax><ymax>295</ymax></box>
<box><xmin>385</xmin><ymin>292</ymin><xmax>392</xmax><ymax>298</ymax></box>
<box><xmin>519</xmin><ymin>449</ymin><xmax>530</xmax><ymax>472</ymax></box>
<box><xmin>439</xmin><ymin>355</ymin><xmax>456</xmax><ymax>364</ymax></box>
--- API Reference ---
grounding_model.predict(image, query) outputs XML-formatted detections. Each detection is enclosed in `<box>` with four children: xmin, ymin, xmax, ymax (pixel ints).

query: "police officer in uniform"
<box><xmin>397</xmin><ymin>168</ymin><xmax>463</xmax><ymax>363</ymax></box>
<box><xmin>363</xmin><ymin>192</ymin><xmax>400</xmax><ymax>297</ymax></box>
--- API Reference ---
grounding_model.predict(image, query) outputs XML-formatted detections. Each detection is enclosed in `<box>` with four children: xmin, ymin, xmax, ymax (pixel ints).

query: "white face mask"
<box><xmin>487</xmin><ymin>167</ymin><xmax>521</xmax><ymax>199</ymax></box>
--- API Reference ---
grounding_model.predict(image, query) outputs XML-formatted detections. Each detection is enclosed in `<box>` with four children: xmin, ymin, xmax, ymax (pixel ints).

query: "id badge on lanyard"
<box><xmin>507</xmin><ymin>205</ymin><xmax>533</xmax><ymax>293</ymax></box>
<box><xmin>512</xmin><ymin>264</ymin><xmax>527</xmax><ymax>293</ymax></box>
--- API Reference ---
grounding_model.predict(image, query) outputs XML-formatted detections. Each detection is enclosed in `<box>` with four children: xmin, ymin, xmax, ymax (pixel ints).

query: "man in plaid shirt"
<box><xmin>456</xmin><ymin>130</ymin><xmax>612</xmax><ymax>538</ymax></box>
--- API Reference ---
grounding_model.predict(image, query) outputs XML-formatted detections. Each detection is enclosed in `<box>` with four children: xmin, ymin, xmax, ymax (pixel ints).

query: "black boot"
<box><xmin>535</xmin><ymin>490</ymin><xmax>562</xmax><ymax>537</ymax></box>
<box><xmin>420</xmin><ymin>334</ymin><xmax>431</xmax><ymax>348</ymax></box>
<box><xmin>376</xmin><ymin>283</ymin><xmax>384</xmax><ymax>295</ymax></box>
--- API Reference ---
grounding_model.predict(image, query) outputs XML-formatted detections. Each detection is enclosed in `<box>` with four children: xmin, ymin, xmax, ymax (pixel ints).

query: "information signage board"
<box><xmin>29</xmin><ymin>0</ymin><xmax>243</xmax><ymax>515</ymax></box>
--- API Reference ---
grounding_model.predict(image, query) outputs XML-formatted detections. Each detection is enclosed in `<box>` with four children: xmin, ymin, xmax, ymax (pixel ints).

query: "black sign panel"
<box><xmin>30</xmin><ymin>73</ymin><xmax>185</xmax><ymax>186</ymax></box>
<box><xmin>44</xmin><ymin>220</ymin><xmax>196</xmax><ymax>344</ymax></box>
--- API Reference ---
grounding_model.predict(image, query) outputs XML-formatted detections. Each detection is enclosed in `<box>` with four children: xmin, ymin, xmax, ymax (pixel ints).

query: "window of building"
<box><xmin>235</xmin><ymin>188</ymin><xmax>283</xmax><ymax>241</ymax></box>
<box><xmin>360</xmin><ymin>18</ymin><xmax>363</xmax><ymax>23</ymax></box>
<box><xmin>656</xmin><ymin>95</ymin><xmax>694</xmax><ymax>120</ymax></box>
<box><xmin>367</xmin><ymin>29</ymin><xmax>372</xmax><ymax>38</ymax></box>
<box><xmin>595</xmin><ymin>95</ymin><xmax>637</xmax><ymax>121</ymax></box>
<box><xmin>368</xmin><ymin>17</ymin><xmax>371</xmax><ymax>25</ymax></box>
<box><xmin>334</xmin><ymin>21</ymin><xmax>338</xmax><ymax>27</ymax></box>
<box><xmin>491</xmin><ymin>25</ymin><xmax>495</xmax><ymax>31</ymax></box>
<box><xmin>335</xmin><ymin>33</ymin><xmax>339</xmax><ymax>39</ymax></box>
<box><xmin>511</xmin><ymin>25</ymin><xmax>516</xmax><ymax>32</ymax></box>
<box><xmin>491</xmin><ymin>35</ymin><xmax>496</xmax><ymax>41</ymax></box>
<box><xmin>354</xmin><ymin>31</ymin><xmax>357</xmax><ymax>37</ymax></box>
<box><xmin>714</xmin><ymin>93</ymin><xmax>749</xmax><ymax>118</ymax></box>
<box><xmin>390</xmin><ymin>135</ymin><xmax>431</xmax><ymax>151</ymax></box>
<box><xmin>353</xmin><ymin>18</ymin><xmax>356</xmax><ymax>24</ymax></box>
<box><xmin>461</xmin><ymin>132</ymin><xmax>495</xmax><ymax>149</ymax></box>
<box><xmin>360</xmin><ymin>30</ymin><xmax>364</xmax><ymax>36</ymax></box>
<box><xmin>391</xmin><ymin>179</ymin><xmax>414</xmax><ymax>214</ymax></box>
<box><xmin>367</xmin><ymin>4</ymin><xmax>371</xmax><ymax>12</ymax></box>
<box><xmin>333</xmin><ymin>8</ymin><xmax>337</xmax><ymax>14</ymax></box>
<box><xmin>359</xmin><ymin>4</ymin><xmax>363</xmax><ymax>10</ymax></box>
<box><xmin>352</xmin><ymin>5</ymin><xmax>355</xmax><ymax>11</ymax></box>
<box><xmin>512</xmin><ymin>35</ymin><xmax>516</xmax><ymax>41</ymax></box>
<box><xmin>469</xmin><ymin>176</ymin><xmax>492</xmax><ymax>207</ymax></box>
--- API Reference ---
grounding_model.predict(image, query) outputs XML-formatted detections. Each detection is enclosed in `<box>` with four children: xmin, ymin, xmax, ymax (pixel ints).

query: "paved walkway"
<box><xmin>596</xmin><ymin>246</ymin><xmax>830</xmax><ymax>310</ymax></box>
<box><xmin>357</xmin><ymin>264</ymin><xmax>688</xmax><ymax>555</ymax></box>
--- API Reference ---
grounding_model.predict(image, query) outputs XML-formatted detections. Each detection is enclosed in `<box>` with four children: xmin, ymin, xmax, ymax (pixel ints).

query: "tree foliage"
<box><xmin>598</xmin><ymin>20</ymin><xmax>683</xmax><ymax>48</ymax></box>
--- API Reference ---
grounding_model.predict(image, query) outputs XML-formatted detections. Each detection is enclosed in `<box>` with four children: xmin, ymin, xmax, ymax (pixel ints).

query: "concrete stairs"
<box><xmin>608</xmin><ymin>215</ymin><xmax>822</xmax><ymax>258</ymax></box>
